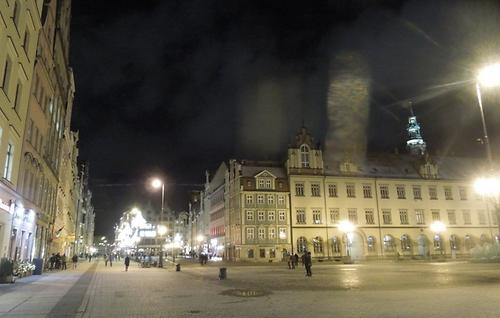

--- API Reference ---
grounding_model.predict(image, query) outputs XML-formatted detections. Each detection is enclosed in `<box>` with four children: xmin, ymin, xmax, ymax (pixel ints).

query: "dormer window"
<box><xmin>300</xmin><ymin>145</ymin><xmax>310</xmax><ymax>168</ymax></box>
<box><xmin>257</xmin><ymin>178</ymin><xmax>273</xmax><ymax>190</ymax></box>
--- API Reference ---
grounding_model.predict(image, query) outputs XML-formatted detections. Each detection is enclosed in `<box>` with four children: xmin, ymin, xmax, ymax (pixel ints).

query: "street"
<box><xmin>1</xmin><ymin>260</ymin><xmax>500</xmax><ymax>317</ymax></box>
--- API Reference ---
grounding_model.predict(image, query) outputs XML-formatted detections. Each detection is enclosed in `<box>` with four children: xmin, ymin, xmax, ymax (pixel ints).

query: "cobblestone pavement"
<box><xmin>2</xmin><ymin>260</ymin><xmax>500</xmax><ymax>317</ymax></box>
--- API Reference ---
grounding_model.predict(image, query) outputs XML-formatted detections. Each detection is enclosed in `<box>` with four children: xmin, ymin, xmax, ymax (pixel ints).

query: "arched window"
<box><xmin>331</xmin><ymin>236</ymin><xmax>341</xmax><ymax>254</ymax></box>
<box><xmin>313</xmin><ymin>236</ymin><xmax>323</xmax><ymax>253</ymax></box>
<box><xmin>300</xmin><ymin>145</ymin><xmax>310</xmax><ymax>168</ymax></box>
<box><xmin>464</xmin><ymin>235</ymin><xmax>474</xmax><ymax>250</ymax></box>
<box><xmin>401</xmin><ymin>234</ymin><xmax>411</xmax><ymax>251</ymax></box>
<box><xmin>297</xmin><ymin>236</ymin><xmax>307</xmax><ymax>253</ymax></box>
<box><xmin>433</xmin><ymin>234</ymin><xmax>442</xmax><ymax>250</ymax></box>
<box><xmin>480</xmin><ymin>234</ymin><xmax>490</xmax><ymax>245</ymax></box>
<box><xmin>449</xmin><ymin>234</ymin><xmax>458</xmax><ymax>250</ymax></box>
<box><xmin>367</xmin><ymin>236</ymin><xmax>376</xmax><ymax>252</ymax></box>
<box><xmin>383</xmin><ymin>235</ymin><xmax>394</xmax><ymax>252</ymax></box>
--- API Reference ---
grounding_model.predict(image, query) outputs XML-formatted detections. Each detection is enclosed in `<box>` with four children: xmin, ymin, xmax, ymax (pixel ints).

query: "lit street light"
<box><xmin>151</xmin><ymin>178</ymin><xmax>165</xmax><ymax>267</ymax></box>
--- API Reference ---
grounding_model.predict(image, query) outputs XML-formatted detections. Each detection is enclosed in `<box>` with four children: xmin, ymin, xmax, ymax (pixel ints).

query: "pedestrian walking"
<box><xmin>72</xmin><ymin>254</ymin><xmax>78</xmax><ymax>269</ymax></box>
<box><xmin>104</xmin><ymin>254</ymin><xmax>108</xmax><ymax>267</ymax></box>
<box><xmin>89</xmin><ymin>254</ymin><xmax>92</xmax><ymax>262</ymax></box>
<box><xmin>304</xmin><ymin>252</ymin><xmax>312</xmax><ymax>277</ymax></box>
<box><xmin>124</xmin><ymin>255</ymin><xmax>130</xmax><ymax>271</ymax></box>
<box><xmin>288</xmin><ymin>254</ymin><xmax>295</xmax><ymax>269</ymax></box>
<box><xmin>61</xmin><ymin>254</ymin><xmax>67</xmax><ymax>270</ymax></box>
<box><xmin>293</xmin><ymin>253</ymin><xmax>299</xmax><ymax>267</ymax></box>
<box><xmin>108</xmin><ymin>254</ymin><xmax>113</xmax><ymax>267</ymax></box>
<box><xmin>49</xmin><ymin>254</ymin><xmax>55</xmax><ymax>270</ymax></box>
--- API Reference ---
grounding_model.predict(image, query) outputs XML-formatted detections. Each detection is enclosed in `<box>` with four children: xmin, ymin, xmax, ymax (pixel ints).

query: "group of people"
<box><xmin>48</xmin><ymin>253</ymin><xmax>79</xmax><ymax>270</ymax></box>
<box><xmin>287</xmin><ymin>252</ymin><xmax>313</xmax><ymax>276</ymax></box>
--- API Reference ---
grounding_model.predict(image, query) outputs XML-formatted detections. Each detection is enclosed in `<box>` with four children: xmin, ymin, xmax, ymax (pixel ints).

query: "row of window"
<box><xmin>294</xmin><ymin>182</ymin><xmax>472</xmax><ymax>201</ymax></box>
<box><xmin>245</xmin><ymin>210</ymin><xmax>287</xmax><ymax>222</ymax></box>
<box><xmin>294</xmin><ymin>233</ymin><xmax>495</xmax><ymax>255</ymax></box>
<box><xmin>245</xmin><ymin>194</ymin><xmax>287</xmax><ymax>207</ymax></box>
<box><xmin>246</xmin><ymin>227</ymin><xmax>287</xmax><ymax>240</ymax></box>
<box><xmin>294</xmin><ymin>208</ymin><xmax>496</xmax><ymax>226</ymax></box>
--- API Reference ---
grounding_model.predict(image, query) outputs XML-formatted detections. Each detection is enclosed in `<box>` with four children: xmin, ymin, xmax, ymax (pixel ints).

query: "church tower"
<box><xmin>286</xmin><ymin>126</ymin><xmax>324</xmax><ymax>175</ymax></box>
<box><xmin>406</xmin><ymin>105</ymin><xmax>427</xmax><ymax>156</ymax></box>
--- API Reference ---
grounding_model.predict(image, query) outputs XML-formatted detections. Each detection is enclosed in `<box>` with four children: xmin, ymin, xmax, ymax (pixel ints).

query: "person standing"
<box><xmin>89</xmin><ymin>254</ymin><xmax>92</xmax><ymax>262</ymax></box>
<box><xmin>304</xmin><ymin>252</ymin><xmax>312</xmax><ymax>277</ymax></box>
<box><xmin>72</xmin><ymin>254</ymin><xmax>78</xmax><ymax>269</ymax></box>
<box><xmin>109</xmin><ymin>254</ymin><xmax>113</xmax><ymax>267</ymax></box>
<box><xmin>293</xmin><ymin>253</ymin><xmax>299</xmax><ymax>267</ymax></box>
<box><xmin>104</xmin><ymin>254</ymin><xmax>108</xmax><ymax>267</ymax></box>
<box><xmin>124</xmin><ymin>255</ymin><xmax>130</xmax><ymax>272</ymax></box>
<box><xmin>61</xmin><ymin>254</ymin><xmax>67</xmax><ymax>270</ymax></box>
<box><xmin>288</xmin><ymin>254</ymin><xmax>295</xmax><ymax>269</ymax></box>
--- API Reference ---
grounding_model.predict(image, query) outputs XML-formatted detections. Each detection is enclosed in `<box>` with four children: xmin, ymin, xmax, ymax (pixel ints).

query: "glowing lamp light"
<box><xmin>196</xmin><ymin>235</ymin><xmax>204</xmax><ymax>243</ymax></box>
<box><xmin>151</xmin><ymin>178</ymin><xmax>163</xmax><ymax>189</ymax></box>
<box><xmin>430</xmin><ymin>221</ymin><xmax>446</xmax><ymax>234</ymax></box>
<box><xmin>474</xmin><ymin>177</ymin><xmax>500</xmax><ymax>197</ymax></box>
<box><xmin>338</xmin><ymin>220</ymin><xmax>355</xmax><ymax>233</ymax></box>
<box><xmin>157</xmin><ymin>225</ymin><xmax>167</xmax><ymax>236</ymax></box>
<box><xmin>478</xmin><ymin>63</ymin><xmax>500</xmax><ymax>87</ymax></box>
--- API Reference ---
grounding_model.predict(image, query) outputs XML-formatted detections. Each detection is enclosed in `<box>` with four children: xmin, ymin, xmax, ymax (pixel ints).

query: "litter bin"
<box><xmin>219</xmin><ymin>267</ymin><xmax>227</xmax><ymax>280</ymax></box>
<box><xmin>33</xmin><ymin>258</ymin><xmax>43</xmax><ymax>275</ymax></box>
<box><xmin>176</xmin><ymin>264</ymin><xmax>181</xmax><ymax>272</ymax></box>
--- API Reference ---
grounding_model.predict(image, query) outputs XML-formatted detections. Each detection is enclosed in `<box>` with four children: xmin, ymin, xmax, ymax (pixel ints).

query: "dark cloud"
<box><xmin>70</xmin><ymin>0</ymin><xmax>500</xmax><ymax>237</ymax></box>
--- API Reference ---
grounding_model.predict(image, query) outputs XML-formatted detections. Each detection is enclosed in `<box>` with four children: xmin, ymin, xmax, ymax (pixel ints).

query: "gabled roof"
<box><xmin>254</xmin><ymin>169</ymin><xmax>277</xmax><ymax>179</ymax></box>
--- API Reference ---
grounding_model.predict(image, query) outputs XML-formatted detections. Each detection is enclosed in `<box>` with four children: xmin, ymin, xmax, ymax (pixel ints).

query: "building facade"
<box><xmin>287</xmin><ymin>125</ymin><xmax>495</xmax><ymax>260</ymax></box>
<box><xmin>226</xmin><ymin>160</ymin><xmax>292</xmax><ymax>261</ymax></box>
<box><xmin>1</xmin><ymin>0</ymin><xmax>43</xmax><ymax>261</ymax></box>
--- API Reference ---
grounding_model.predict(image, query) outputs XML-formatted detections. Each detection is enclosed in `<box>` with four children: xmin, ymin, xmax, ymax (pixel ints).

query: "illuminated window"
<box><xmin>257</xmin><ymin>211</ymin><xmax>265</xmax><ymax>221</ymax></box>
<box><xmin>348</xmin><ymin>209</ymin><xmax>357</xmax><ymax>224</ymax></box>
<box><xmin>396</xmin><ymin>185</ymin><xmax>406</xmax><ymax>199</ymax></box>
<box><xmin>313</xmin><ymin>236</ymin><xmax>323</xmax><ymax>253</ymax></box>
<box><xmin>257</xmin><ymin>195</ymin><xmax>264</xmax><ymax>205</ymax></box>
<box><xmin>268</xmin><ymin>228</ymin><xmax>276</xmax><ymax>239</ymax></box>
<box><xmin>380</xmin><ymin>185</ymin><xmax>389</xmax><ymax>199</ymax></box>
<box><xmin>245</xmin><ymin>195</ymin><xmax>254</xmax><ymax>206</ymax></box>
<box><xmin>431</xmin><ymin>210</ymin><xmax>440</xmax><ymax>221</ymax></box>
<box><xmin>415</xmin><ymin>209</ymin><xmax>425</xmax><ymax>225</ymax></box>
<box><xmin>267</xmin><ymin>195</ymin><xmax>274</xmax><ymax>206</ymax></box>
<box><xmin>399</xmin><ymin>209</ymin><xmax>409</xmax><ymax>225</ymax></box>
<box><xmin>312</xmin><ymin>209</ymin><xmax>321</xmax><ymax>224</ymax></box>
<box><xmin>295</xmin><ymin>183</ymin><xmax>304</xmax><ymax>196</ymax></box>
<box><xmin>246</xmin><ymin>228</ymin><xmax>255</xmax><ymax>240</ymax></box>
<box><xmin>311</xmin><ymin>183</ymin><xmax>320</xmax><ymax>197</ymax></box>
<box><xmin>331</xmin><ymin>236</ymin><xmax>341</xmax><ymax>253</ymax></box>
<box><xmin>328</xmin><ymin>184</ymin><xmax>338</xmax><ymax>197</ymax></box>
<box><xmin>365</xmin><ymin>209</ymin><xmax>374</xmax><ymax>224</ymax></box>
<box><xmin>459</xmin><ymin>186</ymin><xmax>467</xmax><ymax>200</ymax></box>
<box><xmin>444</xmin><ymin>186</ymin><xmax>453</xmax><ymax>200</ymax></box>
<box><xmin>278</xmin><ymin>211</ymin><xmax>286</xmax><ymax>222</ymax></box>
<box><xmin>382</xmin><ymin>209</ymin><xmax>392</xmax><ymax>225</ymax></box>
<box><xmin>297</xmin><ymin>236</ymin><xmax>307</xmax><ymax>253</ymax></box>
<box><xmin>463</xmin><ymin>210</ymin><xmax>471</xmax><ymax>225</ymax></box>
<box><xmin>449</xmin><ymin>235</ymin><xmax>458</xmax><ymax>250</ymax></box>
<box><xmin>268</xmin><ymin>211</ymin><xmax>275</xmax><ymax>221</ymax></box>
<box><xmin>413</xmin><ymin>185</ymin><xmax>422</xmax><ymax>200</ymax></box>
<box><xmin>428</xmin><ymin>186</ymin><xmax>438</xmax><ymax>200</ymax></box>
<box><xmin>383</xmin><ymin>235</ymin><xmax>394</xmax><ymax>252</ymax></box>
<box><xmin>363</xmin><ymin>184</ymin><xmax>372</xmax><ymax>198</ymax></box>
<box><xmin>401</xmin><ymin>234</ymin><xmax>411</xmax><ymax>250</ymax></box>
<box><xmin>246</xmin><ymin>210</ymin><xmax>254</xmax><ymax>221</ymax></box>
<box><xmin>330</xmin><ymin>209</ymin><xmax>339</xmax><ymax>224</ymax></box>
<box><xmin>296</xmin><ymin>209</ymin><xmax>306</xmax><ymax>224</ymax></box>
<box><xmin>447</xmin><ymin>210</ymin><xmax>456</xmax><ymax>225</ymax></box>
<box><xmin>367</xmin><ymin>236</ymin><xmax>376</xmax><ymax>252</ymax></box>
<box><xmin>258</xmin><ymin>228</ymin><xmax>265</xmax><ymax>240</ymax></box>
<box><xmin>3</xmin><ymin>143</ymin><xmax>14</xmax><ymax>181</ymax></box>
<box><xmin>346</xmin><ymin>184</ymin><xmax>356</xmax><ymax>198</ymax></box>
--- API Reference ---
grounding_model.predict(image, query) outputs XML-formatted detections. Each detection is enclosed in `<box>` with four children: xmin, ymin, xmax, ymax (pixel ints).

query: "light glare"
<box><xmin>478</xmin><ymin>63</ymin><xmax>500</xmax><ymax>87</ymax></box>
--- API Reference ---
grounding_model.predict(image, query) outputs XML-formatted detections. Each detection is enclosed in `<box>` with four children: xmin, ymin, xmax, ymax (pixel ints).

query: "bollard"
<box><xmin>219</xmin><ymin>267</ymin><xmax>227</xmax><ymax>280</ymax></box>
<box><xmin>176</xmin><ymin>263</ymin><xmax>181</xmax><ymax>272</ymax></box>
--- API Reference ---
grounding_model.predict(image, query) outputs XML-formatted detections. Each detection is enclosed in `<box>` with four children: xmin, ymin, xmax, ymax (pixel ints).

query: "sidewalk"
<box><xmin>0</xmin><ymin>260</ymin><xmax>96</xmax><ymax>317</ymax></box>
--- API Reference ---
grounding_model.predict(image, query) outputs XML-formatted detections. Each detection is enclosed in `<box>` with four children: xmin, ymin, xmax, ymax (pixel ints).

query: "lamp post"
<box><xmin>338</xmin><ymin>220</ymin><xmax>355</xmax><ymax>263</ymax></box>
<box><xmin>151</xmin><ymin>178</ymin><xmax>165</xmax><ymax>267</ymax></box>
<box><xmin>476</xmin><ymin>63</ymin><xmax>500</xmax><ymax>232</ymax></box>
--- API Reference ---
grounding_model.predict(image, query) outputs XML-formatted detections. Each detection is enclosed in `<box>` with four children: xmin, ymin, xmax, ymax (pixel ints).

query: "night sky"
<box><xmin>69</xmin><ymin>0</ymin><xmax>500</xmax><ymax>237</ymax></box>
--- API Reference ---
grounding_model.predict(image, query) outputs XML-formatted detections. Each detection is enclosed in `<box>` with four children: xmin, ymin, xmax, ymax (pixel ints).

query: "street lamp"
<box><xmin>151</xmin><ymin>178</ymin><xmax>165</xmax><ymax>267</ymax></box>
<box><xmin>476</xmin><ymin>63</ymin><xmax>500</xmax><ymax>170</ymax></box>
<box><xmin>338</xmin><ymin>220</ymin><xmax>355</xmax><ymax>262</ymax></box>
